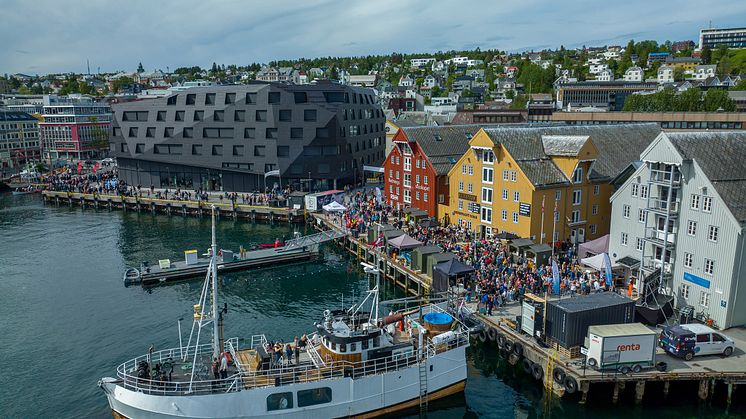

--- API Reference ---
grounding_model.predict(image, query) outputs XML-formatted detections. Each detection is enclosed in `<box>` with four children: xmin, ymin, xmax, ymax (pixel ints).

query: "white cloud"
<box><xmin>2</xmin><ymin>0</ymin><xmax>745</xmax><ymax>74</ymax></box>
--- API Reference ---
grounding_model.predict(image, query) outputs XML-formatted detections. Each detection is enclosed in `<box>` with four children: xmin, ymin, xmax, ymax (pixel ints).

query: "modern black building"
<box><xmin>110</xmin><ymin>81</ymin><xmax>385</xmax><ymax>191</ymax></box>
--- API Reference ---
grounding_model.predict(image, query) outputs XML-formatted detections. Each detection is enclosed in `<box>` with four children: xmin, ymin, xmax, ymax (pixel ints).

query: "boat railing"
<box><xmin>249</xmin><ymin>334</ymin><xmax>268</xmax><ymax>349</ymax></box>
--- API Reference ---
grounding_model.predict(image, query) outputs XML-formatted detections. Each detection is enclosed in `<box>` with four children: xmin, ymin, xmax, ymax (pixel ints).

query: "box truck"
<box><xmin>585</xmin><ymin>323</ymin><xmax>656</xmax><ymax>373</ymax></box>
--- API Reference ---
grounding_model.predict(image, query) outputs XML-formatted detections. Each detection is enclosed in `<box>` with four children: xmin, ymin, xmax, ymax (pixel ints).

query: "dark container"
<box><xmin>425</xmin><ymin>252</ymin><xmax>456</xmax><ymax>278</ymax></box>
<box><xmin>411</xmin><ymin>245</ymin><xmax>443</xmax><ymax>272</ymax></box>
<box><xmin>367</xmin><ymin>224</ymin><xmax>396</xmax><ymax>244</ymax></box>
<box><xmin>545</xmin><ymin>292</ymin><xmax>635</xmax><ymax>348</ymax></box>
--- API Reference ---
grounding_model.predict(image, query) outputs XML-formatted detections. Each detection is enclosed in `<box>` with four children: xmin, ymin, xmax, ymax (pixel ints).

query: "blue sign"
<box><xmin>683</xmin><ymin>272</ymin><xmax>711</xmax><ymax>289</ymax></box>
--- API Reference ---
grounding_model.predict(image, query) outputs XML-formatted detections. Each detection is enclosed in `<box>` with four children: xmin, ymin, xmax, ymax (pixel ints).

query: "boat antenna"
<box><xmin>211</xmin><ymin>205</ymin><xmax>220</xmax><ymax>360</ymax></box>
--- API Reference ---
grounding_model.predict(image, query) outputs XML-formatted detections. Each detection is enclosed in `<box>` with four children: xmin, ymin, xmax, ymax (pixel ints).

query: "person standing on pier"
<box><xmin>293</xmin><ymin>337</ymin><xmax>300</xmax><ymax>364</ymax></box>
<box><xmin>219</xmin><ymin>353</ymin><xmax>228</xmax><ymax>379</ymax></box>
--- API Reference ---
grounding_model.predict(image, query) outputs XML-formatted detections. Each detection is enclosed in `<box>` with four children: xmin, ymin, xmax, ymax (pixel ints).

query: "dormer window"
<box><xmin>482</xmin><ymin>149</ymin><xmax>494</xmax><ymax>164</ymax></box>
<box><xmin>572</xmin><ymin>166</ymin><xmax>583</xmax><ymax>184</ymax></box>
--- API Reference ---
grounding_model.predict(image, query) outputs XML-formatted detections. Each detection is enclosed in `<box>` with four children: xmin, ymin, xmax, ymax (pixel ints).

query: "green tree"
<box><xmin>510</xmin><ymin>94</ymin><xmax>528</xmax><ymax>109</ymax></box>
<box><xmin>516</xmin><ymin>62</ymin><xmax>553</xmax><ymax>93</ymax></box>
<box><xmin>111</xmin><ymin>76</ymin><xmax>134</xmax><ymax>93</ymax></box>
<box><xmin>700</xmin><ymin>45</ymin><xmax>711</xmax><ymax>64</ymax></box>
<box><xmin>676</xmin><ymin>88</ymin><xmax>702</xmax><ymax>111</ymax></box>
<box><xmin>87</xmin><ymin>116</ymin><xmax>110</xmax><ymax>155</ymax></box>
<box><xmin>673</xmin><ymin>67</ymin><xmax>685</xmax><ymax>82</ymax></box>
<box><xmin>702</xmin><ymin>89</ymin><xmax>736</xmax><ymax>112</ymax></box>
<box><xmin>430</xmin><ymin>86</ymin><xmax>442</xmax><ymax>97</ymax></box>
<box><xmin>505</xmin><ymin>89</ymin><xmax>515</xmax><ymax>100</ymax></box>
<box><xmin>730</xmin><ymin>79</ymin><xmax>746</xmax><ymax>91</ymax></box>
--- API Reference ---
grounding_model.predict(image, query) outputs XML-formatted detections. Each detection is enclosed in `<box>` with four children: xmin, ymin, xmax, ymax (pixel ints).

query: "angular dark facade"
<box><xmin>110</xmin><ymin>81</ymin><xmax>385</xmax><ymax>191</ymax></box>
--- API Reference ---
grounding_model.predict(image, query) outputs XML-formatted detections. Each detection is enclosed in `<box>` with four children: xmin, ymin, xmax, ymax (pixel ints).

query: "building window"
<box><xmin>415</xmin><ymin>174</ymin><xmax>420</xmax><ymax>184</ymax></box>
<box><xmin>193</xmin><ymin>110</ymin><xmax>203</xmax><ymax>121</ymax></box>
<box><xmin>684</xmin><ymin>252</ymin><xmax>693</xmax><ymax>268</ymax></box>
<box><xmin>503</xmin><ymin>170</ymin><xmax>509</xmax><ymax>180</ymax></box>
<box><xmin>502</xmin><ymin>189</ymin><xmax>508</xmax><ymax>200</ymax></box>
<box><xmin>513</xmin><ymin>191</ymin><xmax>520</xmax><ymax>202</ymax></box>
<box><xmin>572</xmin><ymin>167</ymin><xmax>583</xmax><ymax>183</ymax></box>
<box><xmin>211</xmin><ymin>145</ymin><xmax>222</xmax><ymax>156</ymax></box>
<box><xmin>205</xmin><ymin>93</ymin><xmax>215</xmax><ymax>105</ymax></box>
<box><xmin>297</xmin><ymin>387</ymin><xmax>332</xmax><ymax>408</ymax></box>
<box><xmin>254</xmin><ymin>145</ymin><xmax>266</xmax><ymax>157</ymax></box>
<box><xmin>638</xmin><ymin>209</ymin><xmax>647</xmax><ymax>223</ymax></box>
<box><xmin>571</xmin><ymin>209</ymin><xmax>580</xmax><ymax>223</ymax></box>
<box><xmin>502</xmin><ymin>209</ymin><xmax>508</xmax><ymax>221</ymax></box>
<box><xmin>404</xmin><ymin>189</ymin><xmax>411</xmax><ymax>203</ymax></box>
<box><xmin>702</xmin><ymin>196</ymin><xmax>712</xmax><ymax>213</ymax></box>
<box><xmin>482</xmin><ymin>149</ymin><xmax>494</xmax><ymax>164</ymax></box>
<box><xmin>699</xmin><ymin>291</ymin><xmax>710</xmax><ymax>307</ymax></box>
<box><xmin>687</xmin><ymin>220</ymin><xmax>697</xmax><ymax>236</ymax></box>
<box><xmin>554</xmin><ymin>210</ymin><xmax>560</xmax><ymax>222</ymax></box>
<box><xmin>304</xmin><ymin>109</ymin><xmax>317</xmax><ymax>121</ymax></box>
<box><xmin>555</xmin><ymin>190</ymin><xmax>561</xmax><ymax>201</ymax></box>
<box><xmin>621</xmin><ymin>232</ymin><xmax>628</xmax><ymax>246</ymax></box>
<box><xmin>468</xmin><ymin>165</ymin><xmax>474</xmax><ymax>176</ymax></box>
<box><xmin>462</xmin><ymin>164</ymin><xmax>467</xmax><ymax>174</ymax></box>
<box><xmin>128</xmin><ymin>127</ymin><xmax>138</xmax><ymax>137</ymax></box>
<box><xmin>256</xmin><ymin>110</ymin><xmax>267</xmax><ymax>122</ymax></box>
<box><xmin>690</xmin><ymin>194</ymin><xmax>700</xmax><ymax>210</ymax></box>
<box><xmin>482</xmin><ymin>167</ymin><xmax>493</xmax><ymax>184</ymax></box>
<box><xmin>592</xmin><ymin>204</ymin><xmax>598</xmax><ymax>215</ymax></box>
<box><xmin>404</xmin><ymin>157</ymin><xmax>411</xmax><ymax>171</ymax></box>
<box><xmin>145</xmin><ymin>127</ymin><xmax>155</xmax><ymax>138</ymax></box>
<box><xmin>631</xmin><ymin>184</ymin><xmax>639</xmax><ymax>197</ymax></box>
<box><xmin>164</xmin><ymin>127</ymin><xmax>173</xmax><ymax>138</ymax></box>
<box><xmin>404</xmin><ymin>173</ymin><xmax>411</xmax><ymax>187</ymax></box>
<box><xmin>244</xmin><ymin>128</ymin><xmax>255</xmax><ymax>139</ymax></box>
<box><xmin>234</xmin><ymin>110</ymin><xmax>246</xmax><ymax>122</ymax></box>
<box><xmin>294</xmin><ymin>92</ymin><xmax>307</xmax><ymax>103</ymax></box>
<box><xmin>593</xmin><ymin>185</ymin><xmax>600</xmax><ymax>196</ymax></box>
<box><xmin>233</xmin><ymin>145</ymin><xmax>244</xmax><ymax>156</ymax></box>
<box><xmin>183</xmin><ymin>127</ymin><xmax>193</xmax><ymax>138</ymax></box>
<box><xmin>267</xmin><ymin>392</ymin><xmax>293</xmax><ymax>411</ymax></box>
<box><xmin>175</xmin><ymin>111</ymin><xmax>185</xmax><ymax>121</ymax></box>
<box><xmin>458</xmin><ymin>181</ymin><xmax>464</xmax><ymax>192</ymax></box>
<box><xmin>512</xmin><ymin>212</ymin><xmax>519</xmax><ymax>223</ymax></box>
<box><xmin>458</xmin><ymin>200</ymin><xmax>463</xmax><ymax>210</ymax></box>
<box><xmin>704</xmin><ymin>258</ymin><xmax>714</xmax><ymax>275</ymax></box>
<box><xmin>135</xmin><ymin>143</ymin><xmax>145</xmax><ymax>154</ymax></box>
<box><xmin>481</xmin><ymin>187</ymin><xmax>493</xmax><ymax>204</ymax></box>
<box><xmin>268</xmin><ymin>92</ymin><xmax>281</xmax><ymax>104</ymax></box>
<box><xmin>467</xmin><ymin>183</ymin><xmax>473</xmax><ymax>193</ymax></box>
<box><xmin>246</xmin><ymin>92</ymin><xmax>256</xmax><ymax>104</ymax></box>
<box><xmin>510</xmin><ymin>171</ymin><xmax>517</xmax><ymax>182</ymax></box>
<box><xmin>636</xmin><ymin>237</ymin><xmax>644</xmax><ymax>252</ymax></box>
<box><xmin>708</xmin><ymin>225</ymin><xmax>719</xmax><ymax>242</ymax></box>
<box><xmin>623</xmin><ymin>205</ymin><xmax>630</xmax><ymax>218</ymax></box>
<box><xmin>424</xmin><ymin>176</ymin><xmax>428</xmax><ymax>185</ymax></box>
<box><xmin>572</xmin><ymin>189</ymin><xmax>582</xmax><ymax>205</ymax></box>
<box><xmin>415</xmin><ymin>191</ymin><xmax>420</xmax><ymax>200</ymax></box>
<box><xmin>213</xmin><ymin>110</ymin><xmax>224</xmax><ymax>122</ymax></box>
<box><xmin>186</xmin><ymin>93</ymin><xmax>196</xmax><ymax>105</ymax></box>
<box><xmin>291</xmin><ymin>127</ymin><xmax>303</xmax><ymax>139</ymax></box>
<box><xmin>640</xmin><ymin>185</ymin><xmax>648</xmax><ymax>199</ymax></box>
<box><xmin>590</xmin><ymin>224</ymin><xmax>597</xmax><ymax>235</ymax></box>
<box><xmin>681</xmin><ymin>284</ymin><xmax>690</xmax><ymax>299</ymax></box>
<box><xmin>481</xmin><ymin>207</ymin><xmax>492</xmax><ymax>223</ymax></box>
<box><xmin>224</xmin><ymin>92</ymin><xmax>235</xmax><ymax>105</ymax></box>
<box><xmin>279</xmin><ymin>109</ymin><xmax>292</xmax><ymax>121</ymax></box>
<box><xmin>167</xmin><ymin>95</ymin><xmax>177</xmax><ymax>105</ymax></box>
<box><xmin>266</xmin><ymin>128</ymin><xmax>278</xmax><ymax>139</ymax></box>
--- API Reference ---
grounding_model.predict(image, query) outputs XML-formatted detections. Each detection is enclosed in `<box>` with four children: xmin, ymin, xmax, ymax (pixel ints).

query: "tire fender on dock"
<box><xmin>487</xmin><ymin>327</ymin><xmax>497</xmax><ymax>342</ymax></box>
<box><xmin>521</xmin><ymin>358</ymin><xmax>533</xmax><ymax>374</ymax></box>
<box><xmin>531</xmin><ymin>363</ymin><xmax>544</xmax><ymax>381</ymax></box>
<box><xmin>504</xmin><ymin>340</ymin><xmax>515</xmax><ymax>353</ymax></box>
<box><xmin>553</xmin><ymin>367</ymin><xmax>566</xmax><ymax>384</ymax></box>
<box><xmin>477</xmin><ymin>329</ymin><xmax>488</xmax><ymax>343</ymax></box>
<box><xmin>564</xmin><ymin>376</ymin><xmax>578</xmax><ymax>394</ymax></box>
<box><xmin>513</xmin><ymin>342</ymin><xmax>523</xmax><ymax>357</ymax></box>
<box><xmin>497</xmin><ymin>333</ymin><xmax>506</xmax><ymax>348</ymax></box>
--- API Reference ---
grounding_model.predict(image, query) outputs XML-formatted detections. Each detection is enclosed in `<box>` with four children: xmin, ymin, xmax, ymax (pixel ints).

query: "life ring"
<box><xmin>564</xmin><ymin>376</ymin><xmax>578</xmax><ymax>394</ymax></box>
<box><xmin>487</xmin><ymin>327</ymin><xmax>497</xmax><ymax>342</ymax></box>
<box><xmin>553</xmin><ymin>367</ymin><xmax>566</xmax><ymax>384</ymax></box>
<box><xmin>522</xmin><ymin>358</ymin><xmax>533</xmax><ymax>374</ymax></box>
<box><xmin>531</xmin><ymin>363</ymin><xmax>544</xmax><ymax>381</ymax></box>
<box><xmin>513</xmin><ymin>342</ymin><xmax>523</xmax><ymax>357</ymax></box>
<box><xmin>477</xmin><ymin>329</ymin><xmax>488</xmax><ymax>343</ymax></box>
<box><xmin>504</xmin><ymin>340</ymin><xmax>515</xmax><ymax>353</ymax></box>
<box><xmin>497</xmin><ymin>333</ymin><xmax>506</xmax><ymax>348</ymax></box>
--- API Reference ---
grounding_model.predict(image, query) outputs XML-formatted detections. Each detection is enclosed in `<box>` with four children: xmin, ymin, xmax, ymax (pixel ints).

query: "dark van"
<box><xmin>659</xmin><ymin>325</ymin><xmax>697</xmax><ymax>360</ymax></box>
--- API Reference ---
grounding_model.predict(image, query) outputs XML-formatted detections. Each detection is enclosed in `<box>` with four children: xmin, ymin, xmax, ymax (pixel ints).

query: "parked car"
<box><xmin>659</xmin><ymin>324</ymin><xmax>735</xmax><ymax>361</ymax></box>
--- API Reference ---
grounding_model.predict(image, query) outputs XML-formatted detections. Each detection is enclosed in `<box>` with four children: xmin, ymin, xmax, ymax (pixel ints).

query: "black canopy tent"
<box><xmin>432</xmin><ymin>259</ymin><xmax>476</xmax><ymax>294</ymax></box>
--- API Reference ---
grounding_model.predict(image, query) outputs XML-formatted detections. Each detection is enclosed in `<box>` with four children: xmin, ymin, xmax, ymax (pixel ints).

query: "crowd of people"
<box><xmin>326</xmin><ymin>188</ymin><xmax>614</xmax><ymax>317</ymax></box>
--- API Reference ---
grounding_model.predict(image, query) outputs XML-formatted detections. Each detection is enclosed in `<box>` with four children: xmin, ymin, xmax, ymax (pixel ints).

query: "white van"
<box><xmin>682</xmin><ymin>323</ymin><xmax>735</xmax><ymax>358</ymax></box>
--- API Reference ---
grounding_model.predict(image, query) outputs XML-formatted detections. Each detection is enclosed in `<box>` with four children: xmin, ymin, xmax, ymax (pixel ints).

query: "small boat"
<box><xmin>123</xmin><ymin>267</ymin><xmax>141</xmax><ymax>284</ymax></box>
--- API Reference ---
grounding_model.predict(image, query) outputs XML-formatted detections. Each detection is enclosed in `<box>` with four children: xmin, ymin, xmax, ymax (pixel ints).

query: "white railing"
<box><xmin>649</xmin><ymin>169</ymin><xmax>681</xmax><ymax>184</ymax></box>
<box><xmin>306</xmin><ymin>344</ymin><xmax>325</xmax><ymax>367</ymax></box>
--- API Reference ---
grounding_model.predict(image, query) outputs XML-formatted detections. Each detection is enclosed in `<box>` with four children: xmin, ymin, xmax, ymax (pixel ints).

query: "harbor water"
<box><xmin>1</xmin><ymin>193</ymin><xmax>744</xmax><ymax>418</ymax></box>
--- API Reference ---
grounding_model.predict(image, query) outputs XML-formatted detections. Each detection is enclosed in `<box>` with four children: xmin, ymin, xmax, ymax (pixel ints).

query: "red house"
<box><xmin>384</xmin><ymin>125</ymin><xmax>487</xmax><ymax>218</ymax></box>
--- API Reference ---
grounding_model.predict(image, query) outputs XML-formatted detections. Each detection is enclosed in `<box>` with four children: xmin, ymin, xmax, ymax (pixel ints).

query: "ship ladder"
<box><xmin>543</xmin><ymin>348</ymin><xmax>558</xmax><ymax>414</ymax></box>
<box><xmin>418</xmin><ymin>359</ymin><xmax>429</xmax><ymax>417</ymax></box>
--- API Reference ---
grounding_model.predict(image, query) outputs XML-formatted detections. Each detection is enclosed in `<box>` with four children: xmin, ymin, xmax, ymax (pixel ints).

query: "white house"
<box><xmin>589</xmin><ymin>63</ymin><xmax>609</xmax><ymax>75</ymax></box>
<box><xmin>693</xmin><ymin>65</ymin><xmax>717</xmax><ymax>80</ymax></box>
<box><xmin>596</xmin><ymin>69</ymin><xmax>614</xmax><ymax>82</ymax></box>
<box><xmin>465</xmin><ymin>59</ymin><xmax>484</xmax><ymax>67</ymax></box>
<box><xmin>399</xmin><ymin>75</ymin><xmax>414</xmax><ymax>87</ymax></box>
<box><xmin>431</xmin><ymin>96</ymin><xmax>456</xmax><ymax>106</ymax></box>
<box><xmin>623</xmin><ymin>66</ymin><xmax>643</xmax><ymax>82</ymax></box>
<box><xmin>422</xmin><ymin>75</ymin><xmax>438</xmax><ymax>88</ymax></box>
<box><xmin>608</xmin><ymin>131</ymin><xmax>746</xmax><ymax>330</ymax></box>
<box><xmin>431</xmin><ymin>61</ymin><xmax>446</xmax><ymax>72</ymax></box>
<box><xmin>410</xmin><ymin>58</ymin><xmax>436</xmax><ymax>68</ymax></box>
<box><xmin>445</xmin><ymin>56</ymin><xmax>469</xmax><ymax>65</ymax></box>
<box><xmin>657</xmin><ymin>65</ymin><xmax>674</xmax><ymax>84</ymax></box>
<box><xmin>603</xmin><ymin>50</ymin><xmax>621</xmax><ymax>60</ymax></box>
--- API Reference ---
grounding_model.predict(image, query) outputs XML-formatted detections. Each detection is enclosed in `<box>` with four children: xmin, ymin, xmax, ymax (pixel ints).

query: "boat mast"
<box><xmin>211</xmin><ymin>205</ymin><xmax>220</xmax><ymax>359</ymax></box>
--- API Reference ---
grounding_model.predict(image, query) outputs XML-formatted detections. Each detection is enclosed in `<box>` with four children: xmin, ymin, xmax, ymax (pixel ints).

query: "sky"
<box><xmin>3</xmin><ymin>0</ymin><xmax>746</xmax><ymax>75</ymax></box>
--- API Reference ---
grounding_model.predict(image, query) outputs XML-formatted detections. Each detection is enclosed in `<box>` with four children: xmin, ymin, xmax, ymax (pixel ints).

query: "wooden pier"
<box><xmin>474</xmin><ymin>308</ymin><xmax>746</xmax><ymax>408</ymax></box>
<box><xmin>310</xmin><ymin>213</ymin><xmax>432</xmax><ymax>297</ymax></box>
<box><xmin>41</xmin><ymin>190</ymin><xmax>303</xmax><ymax>223</ymax></box>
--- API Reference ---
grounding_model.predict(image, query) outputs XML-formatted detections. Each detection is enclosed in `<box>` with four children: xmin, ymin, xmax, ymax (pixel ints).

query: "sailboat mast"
<box><xmin>211</xmin><ymin>205</ymin><xmax>220</xmax><ymax>359</ymax></box>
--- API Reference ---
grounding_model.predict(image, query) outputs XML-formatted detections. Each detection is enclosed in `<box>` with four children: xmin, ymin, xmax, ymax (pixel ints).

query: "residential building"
<box><xmin>552</xmin><ymin>111</ymin><xmax>746</xmax><ymax>130</ymax></box>
<box><xmin>623</xmin><ymin>66</ymin><xmax>643</xmax><ymax>82</ymax></box>
<box><xmin>608</xmin><ymin>131</ymin><xmax>746</xmax><ymax>329</ymax></box>
<box><xmin>410</xmin><ymin>58</ymin><xmax>436</xmax><ymax>68</ymax></box>
<box><xmin>665</xmin><ymin>56</ymin><xmax>701</xmax><ymax>73</ymax></box>
<box><xmin>0</xmin><ymin>111</ymin><xmax>41</xmax><ymax>173</ymax></box>
<box><xmin>349</xmin><ymin>75</ymin><xmax>378</xmax><ymax>88</ymax></box>
<box><xmin>384</xmin><ymin>125</ymin><xmax>489</xmax><ymax>217</ymax></box>
<box><xmin>440</xmin><ymin>124</ymin><xmax>661</xmax><ymax>242</ymax></box>
<box><xmin>699</xmin><ymin>27</ymin><xmax>746</xmax><ymax>49</ymax></box>
<box><xmin>422</xmin><ymin>75</ymin><xmax>438</xmax><ymax>89</ymax></box>
<box><xmin>672</xmin><ymin>40</ymin><xmax>695</xmax><ymax>53</ymax></box>
<box><xmin>589</xmin><ymin>63</ymin><xmax>609</xmax><ymax>75</ymax></box>
<box><xmin>110</xmin><ymin>82</ymin><xmax>385</xmax><ymax>191</ymax></box>
<box><xmin>399</xmin><ymin>75</ymin><xmax>414</xmax><ymax>87</ymax></box>
<box><xmin>728</xmin><ymin>91</ymin><xmax>746</xmax><ymax>113</ymax></box>
<box><xmin>693</xmin><ymin>65</ymin><xmax>717</xmax><ymax>80</ymax></box>
<box><xmin>647</xmin><ymin>52</ymin><xmax>670</xmax><ymax>67</ymax></box>
<box><xmin>39</xmin><ymin>95</ymin><xmax>112</xmax><ymax>160</ymax></box>
<box><xmin>555</xmin><ymin>81</ymin><xmax>658</xmax><ymax>111</ymax></box>
<box><xmin>596</xmin><ymin>69</ymin><xmax>614</xmax><ymax>82</ymax></box>
<box><xmin>657</xmin><ymin>65</ymin><xmax>675</xmax><ymax>84</ymax></box>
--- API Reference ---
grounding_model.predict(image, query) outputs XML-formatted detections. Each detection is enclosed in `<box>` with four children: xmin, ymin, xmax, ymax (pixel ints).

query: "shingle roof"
<box><xmin>542</xmin><ymin>135</ymin><xmax>590</xmax><ymax>156</ymax></box>
<box><xmin>665</xmin><ymin>132</ymin><xmax>746</xmax><ymax>222</ymax></box>
<box><xmin>482</xmin><ymin>124</ymin><xmax>661</xmax><ymax>187</ymax></box>
<box><xmin>399</xmin><ymin>125</ymin><xmax>497</xmax><ymax>175</ymax></box>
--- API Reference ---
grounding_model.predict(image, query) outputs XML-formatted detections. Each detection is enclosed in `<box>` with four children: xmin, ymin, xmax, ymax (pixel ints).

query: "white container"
<box><xmin>431</xmin><ymin>331</ymin><xmax>456</xmax><ymax>346</ymax></box>
<box><xmin>184</xmin><ymin>250</ymin><xmax>198</xmax><ymax>265</ymax></box>
<box><xmin>586</xmin><ymin>323</ymin><xmax>656</xmax><ymax>371</ymax></box>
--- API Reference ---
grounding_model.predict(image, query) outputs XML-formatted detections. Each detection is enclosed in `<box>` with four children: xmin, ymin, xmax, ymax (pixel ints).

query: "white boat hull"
<box><xmin>103</xmin><ymin>346</ymin><xmax>467</xmax><ymax>418</ymax></box>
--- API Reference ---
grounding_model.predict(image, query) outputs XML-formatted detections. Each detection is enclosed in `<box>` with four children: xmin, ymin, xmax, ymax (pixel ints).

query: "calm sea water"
<box><xmin>0</xmin><ymin>194</ymin><xmax>743</xmax><ymax>419</ymax></box>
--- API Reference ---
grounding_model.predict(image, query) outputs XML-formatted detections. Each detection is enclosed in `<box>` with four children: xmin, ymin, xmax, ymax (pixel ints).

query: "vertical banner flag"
<box><xmin>603</xmin><ymin>253</ymin><xmax>613</xmax><ymax>288</ymax></box>
<box><xmin>552</xmin><ymin>259</ymin><xmax>561</xmax><ymax>295</ymax></box>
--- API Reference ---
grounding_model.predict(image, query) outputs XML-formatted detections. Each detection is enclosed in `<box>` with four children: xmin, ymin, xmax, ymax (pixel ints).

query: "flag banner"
<box><xmin>552</xmin><ymin>260</ymin><xmax>561</xmax><ymax>294</ymax></box>
<box><xmin>264</xmin><ymin>170</ymin><xmax>280</xmax><ymax>178</ymax></box>
<box><xmin>603</xmin><ymin>253</ymin><xmax>613</xmax><ymax>287</ymax></box>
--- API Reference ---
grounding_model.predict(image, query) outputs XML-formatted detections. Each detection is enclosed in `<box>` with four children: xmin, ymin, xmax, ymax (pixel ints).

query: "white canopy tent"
<box><xmin>322</xmin><ymin>201</ymin><xmax>347</xmax><ymax>212</ymax></box>
<box><xmin>580</xmin><ymin>253</ymin><xmax>618</xmax><ymax>271</ymax></box>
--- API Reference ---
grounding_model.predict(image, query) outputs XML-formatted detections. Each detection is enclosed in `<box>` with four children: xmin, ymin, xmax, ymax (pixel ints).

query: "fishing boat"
<box><xmin>100</xmin><ymin>206</ymin><xmax>470</xmax><ymax>418</ymax></box>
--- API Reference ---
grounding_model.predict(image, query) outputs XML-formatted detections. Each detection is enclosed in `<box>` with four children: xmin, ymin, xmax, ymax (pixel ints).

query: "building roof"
<box><xmin>398</xmin><ymin>125</ymin><xmax>497</xmax><ymax>175</ymax></box>
<box><xmin>482</xmin><ymin>124</ymin><xmax>661</xmax><ymax>187</ymax></box>
<box><xmin>0</xmin><ymin>111</ymin><xmax>36</xmax><ymax>122</ymax></box>
<box><xmin>541</xmin><ymin>135</ymin><xmax>590</xmax><ymax>157</ymax></box>
<box><xmin>665</xmin><ymin>132</ymin><xmax>746</xmax><ymax>222</ymax></box>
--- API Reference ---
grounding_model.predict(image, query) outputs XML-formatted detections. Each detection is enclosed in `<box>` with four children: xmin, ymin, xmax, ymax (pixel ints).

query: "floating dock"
<box><xmin>126</xmin><ymin>229</ymin><xmax>347</xmax><ymax>287</ymax></box>
<box><xmin>42</xmin><ymin>191</ymin><xmax>303</xmax><ymax>223</ymax></box>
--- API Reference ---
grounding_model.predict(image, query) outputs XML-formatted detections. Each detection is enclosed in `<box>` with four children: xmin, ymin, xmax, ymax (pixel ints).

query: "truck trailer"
<box><xmin>585</xmin><ymin>323</ymin><xmax>657</xmax><ymax>372</ymax></box>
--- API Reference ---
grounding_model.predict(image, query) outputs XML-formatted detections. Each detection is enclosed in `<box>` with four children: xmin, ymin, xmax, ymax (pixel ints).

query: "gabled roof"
<box><xmin>398</xmin><ymin>125</ymin><xmax>498</xmax><ymax>175</ymax></box>
<box><xmin>665</xmin><ymin>132</ymin><xmax>746</xmax><ymax>222</ymax></box>
<box><xmin>541</xmin><ymin>135</ymin><xmax>590</xmax><ymax>157</ymax></box>
<box><xmin>482</xmin><ymin>124</ymin><xmax>661</xmax><ymax>187</ymax></box>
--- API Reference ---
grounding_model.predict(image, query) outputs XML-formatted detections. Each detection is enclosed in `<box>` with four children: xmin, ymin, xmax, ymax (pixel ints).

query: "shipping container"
<box><xmin>411</xmin><ymin>246</ymin><xmax>442</xmax><ymax>272</ymax></box>
<box><xmin>366</xmin><ymin>224</ymin><xmax>396</xmax><ymax>244</ymax></box>
<box><xmin>545</xmin><ymin>292</ymin><xmax>635</xmax><ymax>348</ymax></box>
<box><xmin>521</xmin><ymin>293</ymin><xmax>545</xmax><ymax>338</ymax></box>
<box><xmin>304</xmin><ymin>190</ymin><xmax>344</xmax><ymax>212</ymax></box>
<box><xmin>586</xmin><ymin>323</ymin><xmax>657</xmax><ymax>370</ymax></box>
<box><xmin>425</xmin><ymin>252</ymin><xmax>455</xmax><ymax>278</ymax></box>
